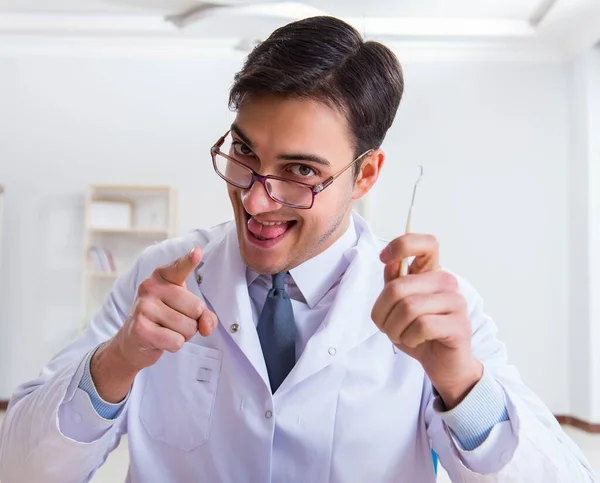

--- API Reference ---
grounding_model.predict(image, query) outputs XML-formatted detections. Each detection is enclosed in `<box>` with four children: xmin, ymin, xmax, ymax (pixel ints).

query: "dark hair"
<box><xmin>229</xmin><ymin>16</ymin><xmax>404</xmax><ymax>177</ymax></box>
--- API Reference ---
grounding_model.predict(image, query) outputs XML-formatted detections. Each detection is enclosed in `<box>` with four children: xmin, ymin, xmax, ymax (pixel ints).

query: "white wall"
<box><xmin>0</xmin><ymin>46</ymin><xmax>572</xmax><ymax>414</ymax></box>
<box><xmin>568</xmin><ymin>51</ymin><xmax>592</xmax><ymax>421</ymax></box>
<box><xmin>0</xmin><ymin>53</ymin><xmax>243</xmax><ymax>398</ymax></box>
<box><xmin>584</xmin><ymin>46</ymin><xmax>600</xmax><ymax>423</ymax></box>
<box><xmin>374</xmin><ymin>60</ymin><xmax>570</xmax><ymax>414</ymax></box>
<box><xmin>568</xmin><ymin>45</ymin><xmax>600</xmax><ymax>424</ymax></box>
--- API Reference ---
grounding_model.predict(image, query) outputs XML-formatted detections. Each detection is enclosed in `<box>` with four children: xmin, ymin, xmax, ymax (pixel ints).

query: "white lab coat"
<box><xmin>0</xmin><ymin>215</ymin><xmax>595</xmax><ymax>483</ymax></box>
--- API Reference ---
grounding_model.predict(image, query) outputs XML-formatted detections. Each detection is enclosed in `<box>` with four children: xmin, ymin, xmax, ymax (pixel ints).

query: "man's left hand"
<box><xmin>372</xmin><ymin>233</ymin><xmax>483</xmax><ymax>410</ymax></box>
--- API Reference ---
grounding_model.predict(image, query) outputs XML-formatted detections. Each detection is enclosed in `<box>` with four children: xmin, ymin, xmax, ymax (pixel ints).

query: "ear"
<box><xmin>352</xmin><ymin>149</ymin><xmax>384</xmax><ymax>201</ymax></box>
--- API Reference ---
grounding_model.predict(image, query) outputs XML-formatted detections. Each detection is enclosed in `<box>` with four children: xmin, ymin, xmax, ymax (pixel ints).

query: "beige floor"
<box><xmin>1</xmin><ymin>411</ymin><xmax>599</xmax><ymax>482</ymax></box>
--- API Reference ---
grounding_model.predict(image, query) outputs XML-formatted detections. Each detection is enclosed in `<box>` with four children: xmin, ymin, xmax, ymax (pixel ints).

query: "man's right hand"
<box><xmin>90</xmin><ymin>247</ymin><xmax>217</xmax><ymax>403</ymax></box>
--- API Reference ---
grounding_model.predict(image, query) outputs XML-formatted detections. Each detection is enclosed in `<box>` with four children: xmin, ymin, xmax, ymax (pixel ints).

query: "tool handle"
<box><xmin>399</xmin><ymin>208</ymin><xmax>413</xmax><ymax>277</ymax></box>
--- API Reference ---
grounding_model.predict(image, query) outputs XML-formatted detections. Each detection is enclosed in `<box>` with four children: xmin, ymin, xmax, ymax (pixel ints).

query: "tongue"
<box><xmin>248</xmin><ymin>217</ymin><xmax>291</xmax><ymax>239</ymax></box>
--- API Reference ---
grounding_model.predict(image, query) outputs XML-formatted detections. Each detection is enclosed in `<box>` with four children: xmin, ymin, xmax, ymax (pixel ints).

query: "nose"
<box><xmin>241</xmin><ymin>180</ymin><xmax>282</xmax><ymax>216</ymax></box>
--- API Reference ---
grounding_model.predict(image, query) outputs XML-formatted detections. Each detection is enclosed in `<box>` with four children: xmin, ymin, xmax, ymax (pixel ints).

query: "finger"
<box><xmin>137</xmin><ymin>298</ymin><xmax>198</xmax><ymax>341</ymax></box>
<box><xmin>383</xmin><ymin>260</ymin><xmax>402</xmax><ymax>284</ymax></box>
<box><xmin>138</xmin><ymin>314</ymin><xmax>186</xmax><ymax>353</ymax></box>
<box><xmin>399</xmin><ymin>313</ymin><xmax>462</xmax><ymax>349</ymax></box>
<box><xmin>151</xmin><ymin>301</ymin><xmax>199</xmax><ymax>341</ymax></box>
<box><xmin>372</xmin><ymin>271</ymin><xmax>458</xmax><ymax>327</ymax></box>
<box><xmin>380</xmin><ymin>234</ymin><xmax>439</xmax><ymax>274</ymax></box>
<box><xmin>198</xmin><ymin>310</ymin><xmax>218</xmax><ymax>337</ymax></box>
<box><xmin>384</xmin><ymin>259</ymin><xmax>421</xmax><ymax>283</ymax></box>
<box><xmin>381</xmin><ymin>291</ymin><xmax>464</xmax><ymax>336</ymax></box>
<box><xmin>156</xmin><ymin>247</ymin><xmax>203</xmax><ymax>286</ymax></box>
<box><xmin>159</xmin><ymin>283</ymin><xmax>207</xmax><ymax>320</ymax></box>
<box><xmin>383</xmin><ymin>259</ymin><xmax>423</xmax><ymax>284</ymax></box>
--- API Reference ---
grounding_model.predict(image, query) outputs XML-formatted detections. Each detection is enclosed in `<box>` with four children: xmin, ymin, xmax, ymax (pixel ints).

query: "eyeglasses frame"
<box><xmin>210</xmin><ymin>129</ymin><xmax>373</xmax><ymax>209</ymax></box>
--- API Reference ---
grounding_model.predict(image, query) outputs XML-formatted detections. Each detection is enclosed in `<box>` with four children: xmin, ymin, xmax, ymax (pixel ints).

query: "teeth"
<box><xmin>256</xmin><ymin>220</ymin><xmax>287</xmax><ymax>226</ymax></box>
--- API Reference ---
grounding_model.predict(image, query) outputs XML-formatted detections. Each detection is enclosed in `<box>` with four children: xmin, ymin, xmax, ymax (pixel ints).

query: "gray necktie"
<box><xmin>257</xmin><ymin>272</ymin><xmax>296</xmax><ymax>393</ymax></box>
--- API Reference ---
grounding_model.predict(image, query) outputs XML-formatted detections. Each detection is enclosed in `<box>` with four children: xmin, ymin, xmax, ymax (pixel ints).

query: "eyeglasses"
<box><xmin>210</xmin><ymin>130</ymin><xmax>373</xmax><ymax>209</ymax></box>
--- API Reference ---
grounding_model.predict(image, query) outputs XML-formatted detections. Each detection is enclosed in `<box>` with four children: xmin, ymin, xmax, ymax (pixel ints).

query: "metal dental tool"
<box><xmin>399</xmin><ymin>165</ymin><xmax>424</xmax><ymax>277</ymax></box>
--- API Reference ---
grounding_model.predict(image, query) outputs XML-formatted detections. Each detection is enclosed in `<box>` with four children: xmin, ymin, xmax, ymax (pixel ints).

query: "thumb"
<box><xmin>158</xmin><ymin>247</ymin><xmax>203</xmax><ymax>286</ymax></box>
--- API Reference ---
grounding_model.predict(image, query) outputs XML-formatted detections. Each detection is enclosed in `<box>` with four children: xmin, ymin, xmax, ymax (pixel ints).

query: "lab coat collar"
<box><xmin>194</xmin><ymin>225</ymin><xmax>270</xmax><ymax>389</ymax></box>
<box><xmin>288</xmin><ymin>216</ymin><xmax>358</xmax><ymax>309</ymax></box>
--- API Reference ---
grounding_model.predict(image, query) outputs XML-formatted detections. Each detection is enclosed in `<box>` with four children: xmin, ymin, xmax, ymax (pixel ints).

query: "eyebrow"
<box><xmin>277</xmin><ymin>152</ymin><xmax>331</xmax><ymax>167</ymax></box>
<box><xmin>230</xmin><ymin>123</ymin><xmax>332</xmax><ymax>167</ymax></box>
<box><xmin>230</xmin><ymin>123</ymin><xmax>254</xmax><ymax>148</ymax></box>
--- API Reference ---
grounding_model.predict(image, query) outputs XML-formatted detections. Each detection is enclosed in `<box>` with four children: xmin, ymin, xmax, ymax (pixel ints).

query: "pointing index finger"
<box><xmin>157</xmin><ymin>247</ymin><xmax>203</xmax><ymax>286</ymax></box>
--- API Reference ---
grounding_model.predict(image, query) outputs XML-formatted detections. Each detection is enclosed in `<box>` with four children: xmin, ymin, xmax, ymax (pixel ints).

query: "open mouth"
<box><xmin>244</xmin><ymin>211</ymin><xmax>297</xmax><ymax>247</ymax></box>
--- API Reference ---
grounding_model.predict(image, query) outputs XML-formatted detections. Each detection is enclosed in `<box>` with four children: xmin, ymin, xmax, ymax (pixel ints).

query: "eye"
<box><xmin>289</xmin><ymin>164</ymin><xmax>317</xmax><ymax>178</ymax></box>
<box><xmin>232</xmin><ymin>141</ymin><xmax>254</xmax><ymax>157</ymax></box>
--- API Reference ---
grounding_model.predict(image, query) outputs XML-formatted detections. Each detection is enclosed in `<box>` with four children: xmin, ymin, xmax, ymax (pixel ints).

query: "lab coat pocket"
<box><xmin>140</xmin><ymin>343</ymin><xmax>222</xmax><ymax>452</ymax></box>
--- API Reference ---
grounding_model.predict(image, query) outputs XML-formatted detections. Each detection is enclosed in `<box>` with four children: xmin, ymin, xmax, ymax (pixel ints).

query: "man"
<box><xmin>0</xmin><ymin>16</ymin><xmax>595</xmax><ymax>483</ymax></box>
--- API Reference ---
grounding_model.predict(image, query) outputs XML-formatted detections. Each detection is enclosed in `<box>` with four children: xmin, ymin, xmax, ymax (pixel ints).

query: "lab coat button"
<box><xmin>328</xmin><ymin>347</ymin><xmax>337</xmax><ymax>356</ymax></box>
<box><xmin>230</xmin><ymin>323</ymin><xmax>240</xmax><ymax>333</ymax></box>
<box><xmin>265</xmin><ymin>410</ymin><xmax>273</xmax><ymax>419</ymax></box>
<box><xmin>195</xmin><ymin>261</ymin><xmax>204</xmax><ymax>284</ymax></box>
<box><xmin>72</xmin><ymin>412</ymin><xmax>82</xmax><ymax>424</ymax></box>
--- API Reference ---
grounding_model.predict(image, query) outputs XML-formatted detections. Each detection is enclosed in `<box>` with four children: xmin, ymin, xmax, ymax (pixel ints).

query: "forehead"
<box><xmin>233</xmin><ymin>94</ymin><xmax>355</xmax><ymax>163</ymax></box>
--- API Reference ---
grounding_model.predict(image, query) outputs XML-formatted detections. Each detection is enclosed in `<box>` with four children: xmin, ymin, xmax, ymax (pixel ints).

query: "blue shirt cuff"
<box><xmin>77</xmin><ymin>347</ymin><xmax>128</xmax><ymax>420</ymax></box>
<box><xmin>436</xmin><ymin>371</ymin><xmax>509</xmax><ymax>451</ymax></box>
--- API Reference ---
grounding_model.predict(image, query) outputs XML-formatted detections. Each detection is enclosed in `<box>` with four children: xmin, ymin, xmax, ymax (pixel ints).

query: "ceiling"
<box><xmin>0</xmin><ymin>0</ymin><xmax>547</xmax><ymax>19</ymax></box>
<box><xmin>0</xmin><ymin>0</ymin><xmax>598</xmax><ymax>60</ymax></box>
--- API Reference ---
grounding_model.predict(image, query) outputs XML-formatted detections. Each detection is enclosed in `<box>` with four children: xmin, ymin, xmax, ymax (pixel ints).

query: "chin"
<box><xmin>245</xmin><ymin>259</ymin><xmax>283</xmax><ymax>276</ymax></box>
<box><xmin>239</xmin><ymin>237</ymin><xmax>293</xmax><ymax>275</ymax></box>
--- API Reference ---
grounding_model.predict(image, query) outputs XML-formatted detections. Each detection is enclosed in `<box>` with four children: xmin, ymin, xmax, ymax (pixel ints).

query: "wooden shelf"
<box><xmin>88</xmin><ymin>271</ymin><xmax>120</xmax><ymax>279</ymax></box>
<box><xmin>81</xmin><ymin>184</ymin><xmax>178</xmax><ymax>330</ymax></box>
<box><xmin>90</xmin><ymin>184</ymin><xmax>173</xmax><ymax>192</ymax></box>
<box><xmin>89</xmin><ymin>227</ymin><xmax>170</xmax><ymax>236</ymax></box>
